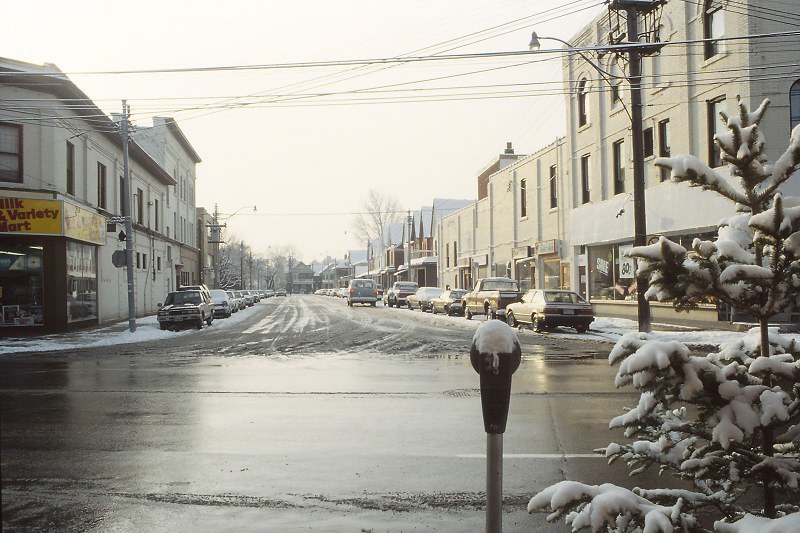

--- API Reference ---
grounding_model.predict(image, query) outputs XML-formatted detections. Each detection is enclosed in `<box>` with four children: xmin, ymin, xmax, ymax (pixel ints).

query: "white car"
<box><xmin>210</xmin><ymin>289</ymin><xmax>233</xmax><ymax>318</ymax></box>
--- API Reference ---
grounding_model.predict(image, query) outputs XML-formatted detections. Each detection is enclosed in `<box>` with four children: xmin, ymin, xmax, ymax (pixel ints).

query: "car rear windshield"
<box><xmin>396</xmin><ymin>283</ymin><xmax>417</xmax><ymax>289</ymax></box>
<box><xmin>482</xmin><ymin>280</ymin><xmax>518</xmax><ymax>291</ymax></box>
<box><xmin>165</xmin><ymin>291</ymin><xmax>202</xmax><ymax>305</ymax></box>
<box><xmin>449</xmin><ymin>290</ymin><xmax>467</xmax><ymax>298</ymax></box>
<box><xmin>543</xmin><ymin>291</ymin><xmax>585</xmax><ymax>304</ymax></box>
<box><xmin>351</xmin><ymin>280</ymin><xmax>374</xmax><ymax>288</ymax></box>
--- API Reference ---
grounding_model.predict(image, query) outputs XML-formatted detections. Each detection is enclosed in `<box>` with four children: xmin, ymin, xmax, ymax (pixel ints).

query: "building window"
<box><xmin>703</xmin><ymin>0</ymin><xmax>725</xmax><ymax>59</ymax></box>
<box><xmin>577</xmin><ymin>78</ymin><xmax>588</xmax><ymax>127</ymax></box>
<box><xmin>658</xmin><ymin>119</ymin><xmax>671</xmax><ymax>181</ymax></box>
<box><xmin>0</xmin><ymin>122</ymin><xmax>23</xmax><ymax>183</ymax></box>
<box><xmin>119</xmin><ymin>176</ymin><xmax>126</xmax><ymax>216</ymax></box>
<box><xmin>520</xmin><ymin>178</ymin><xmax>527</xmax><ymax>218</ymax></box>
<box><xmin>613</xmin><ymin>139</ymin><xmax>626</xmax><ymax>194</ymax></box>
<box><xmin>790</xmin><ymin>79</ymin><xmax>800</xmax><ymax>130</ymax></box>
<box><xmin>643</xmin><ymin>127</ymin><xmax>654</xmax><ymax>158</ymax></box>
<box><xmin>453</xmin><ymin>241</ymin><xmax>458</xmax><ymax>263</ymax></box>
<box><xmin>611</xmin><ymin>83</ymin><xmax>621</xmax><ymax>107</ymax></box>
<box><xmin>580</xmin><ymin>154</ymin><xmax>590</xmax><ymax>204</ymax></box>
<box><xmin>97</xmin><ymin>162</ymin><xmax>107</xmax><ymax>209</ymax></box>
<box><xmin>157</xmin><ymin>257</ymin><xmax>161</xmax><ymax>271</ymax></box>
<box><xmin>136</xmin><ymin>187</ymin><xmax>144</xmax><ymax>225</ymax></box>
<box><xmin>66</xmin><ymin>141</ymin><xmax>75</xmax><ymax>195</ymax></box>
<box><xmin>143</xmin><ymin>254</ymin><xmax>148</xmax><ymax>270</ymax></box>
<box><xmin>154</xmin><ymin>199</ymin><xmax>159</xmax><ymax>231</ymax></box>
<box><xmin>445</xmin><ymin>243</ymin><xmax>450</xmax><ymax>268</ymax></box>
<box><xmin>136</xmin><ymin>252</ymin><xmax>141</xmax><ymax>269</ymax></box>
<box><xmin>549</xmin><ymin>165</ymin><xmax>558</xmax><ymax>209</ymax></box>
<box><xmin>708</xmin><ymin>96</ymin><xmax>726</xmax><ymax>168</ymax></box>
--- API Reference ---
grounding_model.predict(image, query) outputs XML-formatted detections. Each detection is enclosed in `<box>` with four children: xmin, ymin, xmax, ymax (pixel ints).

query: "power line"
<box><xmin>3</xmin><ymin>30</ymin><xmax>798</xmax><ymax>76</ymax></box>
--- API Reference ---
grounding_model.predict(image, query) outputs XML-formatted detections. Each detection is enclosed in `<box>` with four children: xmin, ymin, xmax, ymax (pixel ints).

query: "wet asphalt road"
<box><xmin>1</xmin><ymin>295</ymin><xmax>662</xmax><ymax>532</ymax></box>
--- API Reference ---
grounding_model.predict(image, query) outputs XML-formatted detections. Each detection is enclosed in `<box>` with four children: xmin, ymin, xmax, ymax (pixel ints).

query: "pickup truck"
<box><xmin>463</xmin><ymin>277</ymin><xmax>522</xmax><ymax>320</ymax></box>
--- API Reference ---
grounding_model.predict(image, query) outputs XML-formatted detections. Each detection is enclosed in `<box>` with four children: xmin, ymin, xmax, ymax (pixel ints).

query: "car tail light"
<box><xmin>374</xmin><ymin>290</ymin><xmax>378</xmax><ymax>294</ymax></box>
<box><xmin>543</xmin><ymin>307</ymin><xmax>560</xmax><ymax>315</ymax></box>
<box><xmin>350</xmin><ymin>289</ymin><xmax>355</xmax><ymax>294</ymax></box>
<box><xmin>578</xmin><ymin>308</ymin><xmax>593</xmax><ymax>315</ymax></box>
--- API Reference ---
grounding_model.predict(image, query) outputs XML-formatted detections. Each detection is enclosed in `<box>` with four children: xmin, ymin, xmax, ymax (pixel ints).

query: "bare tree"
<box><xmin>351</xmin><ymin>189</ymin><xmax>402</xmax><ymax>250</ymax></box>
<box><xmin>218</xmin><ymin>238</ymin><xmax>243</xmax><ymax>290</ymax></box>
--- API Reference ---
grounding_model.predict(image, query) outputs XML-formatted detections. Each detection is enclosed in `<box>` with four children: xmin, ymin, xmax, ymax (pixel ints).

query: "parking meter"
<box><xmin>470</xmin><ymin>326</ymin><xmax>522</xmax><ymax>434</ymax></box>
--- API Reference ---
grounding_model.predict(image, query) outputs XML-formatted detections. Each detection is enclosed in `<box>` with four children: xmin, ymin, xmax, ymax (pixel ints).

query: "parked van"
<box><xmin>347</xmin><ymin>279</ymin><xmax>378</xmax><ymax>307</ymax></box>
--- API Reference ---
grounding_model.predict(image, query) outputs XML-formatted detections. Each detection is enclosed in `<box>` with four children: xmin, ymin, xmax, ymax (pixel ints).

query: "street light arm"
<box><xmin>220</xmin><ymin>205</ymin><xmax>257</xmax><ymax>221</ymax></box>
<box><xmin>533</xmin><ymin>33</ymin><xmax>632</xmax><ymax>121</ymax></box>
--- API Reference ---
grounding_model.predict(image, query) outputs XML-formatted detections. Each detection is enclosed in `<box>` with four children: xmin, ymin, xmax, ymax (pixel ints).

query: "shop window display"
<box><xmin>0</xmin><ymin>242</ymin><xmax>44</xmax><ymax>326</ymax></box>
<box><xmin>542</xmin><ymin>259</ymin><xmax>561</xmax><ymax>290</ymax></box>
<box><xmin>66</xmin><ymin>241</ymin><xmax>97</xmax><ymax>322</ymax></box>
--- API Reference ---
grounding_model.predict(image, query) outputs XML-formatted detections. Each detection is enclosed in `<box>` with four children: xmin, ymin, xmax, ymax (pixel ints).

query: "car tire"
<box><xmin>532</xmin><ymin>316</ymin><xmax>542</xmax><ymax>333</ymax></box>
<box><xmin>506</xmin><ymin>311</ymin><xmax>517</xmax><ymax>327</ymax></box>
<box><xmin>159</xmin><ymin>323</ymin><xmax>167</xmax><ymax>330</ymax></box>
<box><xmin>196</xmin><ymin>318</ymin><xmax>204</xmax><ymax>330</ymax></box>
<box><xmin>465</xmin><ymin>308</ymin><xmax>472</xmax><ymax>320</ymax></box>
<box><xmin>575</xmin><ymin>325</ymin><xmax>588</xmax><ymax>334</ymax></box>
<box><xmin>207</xmin><ymin>314</ymin><xmax>213</xmax><ymax>326</ymax></box>
<box><xmin>371</xmin><ymin>302</ymin><xmax>376</xmax><ymax>307</ymax></box>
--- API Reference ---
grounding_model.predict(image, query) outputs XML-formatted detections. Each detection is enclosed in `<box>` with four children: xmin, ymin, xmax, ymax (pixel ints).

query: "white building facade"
<box><xmin>438</xmin><ymin>1</ymin><xmax>800</xmax><ymax>325</ymax></box>
<box><xmin>0</xmin><ymin>58</ymin><xmax>202</xmax><ymax>331</ymax></box>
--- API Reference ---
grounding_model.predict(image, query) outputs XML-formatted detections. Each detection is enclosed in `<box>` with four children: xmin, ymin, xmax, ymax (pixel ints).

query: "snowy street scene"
<box><xmin>2</xmin><ymin>0</ymin><xmax>800</xmax><ymax>531</ymax></box>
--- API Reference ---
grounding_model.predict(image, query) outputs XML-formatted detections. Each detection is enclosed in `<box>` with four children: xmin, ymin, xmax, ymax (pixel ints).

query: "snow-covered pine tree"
<box><xmin>528</xmin><ymin>98</ymin><xmax>800</xmax><ymax>531</ymax></box>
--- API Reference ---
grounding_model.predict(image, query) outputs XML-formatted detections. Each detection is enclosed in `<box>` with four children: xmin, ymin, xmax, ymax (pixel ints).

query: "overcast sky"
<box><xmin>6</xmin><ymin>0</ymin><xmax>603</xmax><ymax>260</ymax></box>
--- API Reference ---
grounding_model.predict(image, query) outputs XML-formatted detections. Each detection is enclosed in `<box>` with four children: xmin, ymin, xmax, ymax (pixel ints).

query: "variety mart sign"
<box><xmin>0</xmin><ymin>197</ymin><xmax>62</xmax><ymax>235</ymax></box>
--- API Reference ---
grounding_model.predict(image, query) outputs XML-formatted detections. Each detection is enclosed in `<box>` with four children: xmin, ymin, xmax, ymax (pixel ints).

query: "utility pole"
<box><xmin>608</xmin><ymin>0</ymin><xmax>664</xmax><ymax>332</ymax></box>
<box><xmin>240</xmin><ymin>241</ymin><xmax>245</xmax><ymax>289</ymax></box>
<box><xmin>120</xmin><ymin>101</ymin><xmax>136</xmax><ymax>333</ymax></box>
<box><xmin>249</xmin><ymin>249</ymin><xmax>253</xmax><ymax>289</ymax></box>
<box><xmin>406</xmin><ymin>210</ymin><xmax>412</xmax><ymax>283</ymax></box>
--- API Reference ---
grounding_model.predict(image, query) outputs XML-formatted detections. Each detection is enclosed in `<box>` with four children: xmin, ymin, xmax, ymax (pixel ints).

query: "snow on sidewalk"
<box><xmin>1</xmin><ymin>303</ymin><xmax>262</xmax><ymax>355</ymax></box>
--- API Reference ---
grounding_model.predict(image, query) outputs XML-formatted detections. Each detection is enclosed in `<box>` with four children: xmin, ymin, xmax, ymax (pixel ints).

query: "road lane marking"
<box><xmin>458</xmin><ymin>453</ymin><xmax>602</xmax><ymax>459</ymax></box>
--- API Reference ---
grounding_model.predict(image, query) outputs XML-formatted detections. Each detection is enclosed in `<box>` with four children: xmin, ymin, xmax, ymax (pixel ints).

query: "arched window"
<box><xmin>577</xmin><ymin>78</ymin><xmax>588</xmax><ymax>127</ymax></box>
<box><xmin>703</xmin><ymin>0</ymin><xmax>725</xmax><ymax>59</ymax></box>
<box><xmin>791</xmin><ymin>79</ymin><xmax>800</xmax><ymax>131</ymax></box>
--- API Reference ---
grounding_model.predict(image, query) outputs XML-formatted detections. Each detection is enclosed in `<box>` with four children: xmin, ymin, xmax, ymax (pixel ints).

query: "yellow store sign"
<box><xmin>0</xmin><ymin>197</ymin><xmax>62</xmax><ymax>236</ymax></box>
<box><xmin>63</xmin><ymin>202</ymin><xmax>105</xmax><ymax>245</ymax></box>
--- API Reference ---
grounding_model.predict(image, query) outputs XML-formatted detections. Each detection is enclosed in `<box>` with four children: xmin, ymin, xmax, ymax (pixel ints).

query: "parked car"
<box><xmin>347</xmin><ymin>279</ymin><xmax>378</xmax><ymax>306</ymax></box>
<box><xmin>226</xmin><ymin>290</ymin><xmax>241</xmax><ymax>312</ymax></box>
<box><xmin>177</xmin><ymin>284</ymin><xmax>212</xmax><ymax>301</ymax></box>
<box><xmin>384</xmin><ymin>282</ymin><xmax>419</xmax><ymax>308</ymax></box>
<box><xmin>276</xmin><ymin>289</ymin><xmax>287</xmax><ymax>296</ymax></box>
<box><xmin>407</xmin><ymin>287</ymin><xmax>445</xmax><ymax>312</ymax></box>
<box><xmin>431</xmin><ymin>289</ymin><xmax>469</xmax><ymax>316</ymax></box>
<box><xmin>209</xmin><ymin>289</ymin><xmax>233</xmax><ymax>318</ymax></box>
<box><xmin>464</xmin><ymin>277</ymin><xmax>521</xmax><ymax>320</ymax></box>
<box><xmin>505</xmin><ymin>289</ymin><xmax>593</xmax><ymax>333</ymax></box>
<box><xmin>337</xmin><ymin>287</ymin><xmax>348</xmax><ymax>298</ymax></box>
<box><xmin>248</xmin><ymin>290</ymin><xmax>260</xmax><ymax>303</ymax></box>
<box><xmin>265</xmin><ymin>289</ymin><xmax>276</xmax><ymax>297</ymax></box>
<box><xmin>157</xmin><ymin>290</ymin><xmax>213</xmax><ymax>330</ymax></box>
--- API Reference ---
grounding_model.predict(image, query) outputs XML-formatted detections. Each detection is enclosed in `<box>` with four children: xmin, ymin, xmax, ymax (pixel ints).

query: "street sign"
<box><xmin>118</xmin><ymin>230</ymin><xmax>126</xmax><ymax>241</ymax></box>
<box><xmin>112</xmin><ymin>250</ymin><xmax>127</xmax><ymax>267</ymax></box>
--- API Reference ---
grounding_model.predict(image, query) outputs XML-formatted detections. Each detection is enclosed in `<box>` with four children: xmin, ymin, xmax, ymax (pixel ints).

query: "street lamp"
<box><xmin>528</xmin><ymin>29</ymin><xmax>652</xmax><ymax>332</ymax></box>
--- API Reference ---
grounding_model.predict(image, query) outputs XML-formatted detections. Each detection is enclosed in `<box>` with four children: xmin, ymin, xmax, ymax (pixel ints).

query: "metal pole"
<box><xmin>486</xmin><ymin>433</ymin><xmax>503</xmax><ymax>533</ymax></box>
<box><xmin>249</xmin><ymin>249</ymin><xmax>253</xmax><ymax>289</ymax></box>
<box><xmin>240</xmin><ymin>241</ymin><xmax>244</xmax><ymax>289</ymax></box>
<box><xmin>626</xmin><ymin>6</ymin><xmax>652</xmax><ymax>333</ymax></box>
<box><xmin>213</xmin><ymin>203</ymin><xmax>220</xmax><ymax>289</ymax></box>
<box><xmin>120</xmin><ymin>101</ymin><xmax>136</xmax><ymax>333</ymax></box>
<box><xmin>406</xmin><ymin>211</ymin><xmax>411</xmax><ymax>282</ymax></box>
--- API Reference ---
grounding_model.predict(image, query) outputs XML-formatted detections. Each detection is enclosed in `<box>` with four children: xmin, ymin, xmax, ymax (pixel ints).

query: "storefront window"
<box><xmin>516</xmin><ymin>259</ymin><xmax>535</xmax><ymax>292</ymax></box>
<box><xmin>588</xmin><ymin>244</ymin><xmax>616</xmax><ymax>300</ymax></box>
<box><xmin>0</xmin><ymin>241</ymin><xmax>44</xmax><ymax>326</ymax></box>
<box><xmin>542</xmin><ymin>259</ymin><xmax>561</xmax><ymax>289</ymax></box>
<box><xmin>66</xmin><ymin>240</ymin><xmax>97</xmax><ymax>323</ymax></box>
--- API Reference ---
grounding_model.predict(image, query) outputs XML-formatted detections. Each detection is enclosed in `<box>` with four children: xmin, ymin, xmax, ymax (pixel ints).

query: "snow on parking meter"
<box><xmin>470</xmin><ymin>320</ymin><xmax>521</xmax><ymax>434</ymax></box>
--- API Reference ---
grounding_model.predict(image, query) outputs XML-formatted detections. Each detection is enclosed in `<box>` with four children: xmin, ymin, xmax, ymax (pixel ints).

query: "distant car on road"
<box><xmin>275</xmin><ymin>289</ymin><xmax>287</xmax><ymax>296</ymax></box>
<box><xmin>157</xmin><ymin>290</ymin><xmax>213</xmax><ymax>330</ymax></box>
<box><xmin>347</xmin><ymin>279</ymin><xmax>378</xmax><ymax>307</ymax></box>
<box><xmin>385</xmin><ymin>282</ymin><xmax>418</xmax><ymax>308</ymax></box>
<box><xmin>430</xmin><ymin>289</ymin><xmax>468</xmax><ymax>316</ymax></box>
<box><xmin>407</xmin><ymin>287</ymin><xmax>444</xmax><ymax>312</ymax></box>
<box><xmin>209</xmin><ymin>289</ymin><xmax>233</xmax><ymax>318</ymax></box>
<box><xmin>226</xmin><ymin>290</ymin><xmax>241</xmax><ymax>312</ymax></box>
<box><xmin>505</xmin><ymin>289</ymin><xmax>593</xmax><ymax>333</ymax></box>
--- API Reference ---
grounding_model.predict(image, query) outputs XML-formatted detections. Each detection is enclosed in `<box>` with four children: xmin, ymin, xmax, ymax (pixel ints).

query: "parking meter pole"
<box><xmin>486</xmin><ymin>433</ymin><xmax>503</xmax><ymax>533</ymax></box>
<box><xmin>470</xmin><ymin>324</ymin><xmax>521</xmax><ymax>533</ymax></box>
